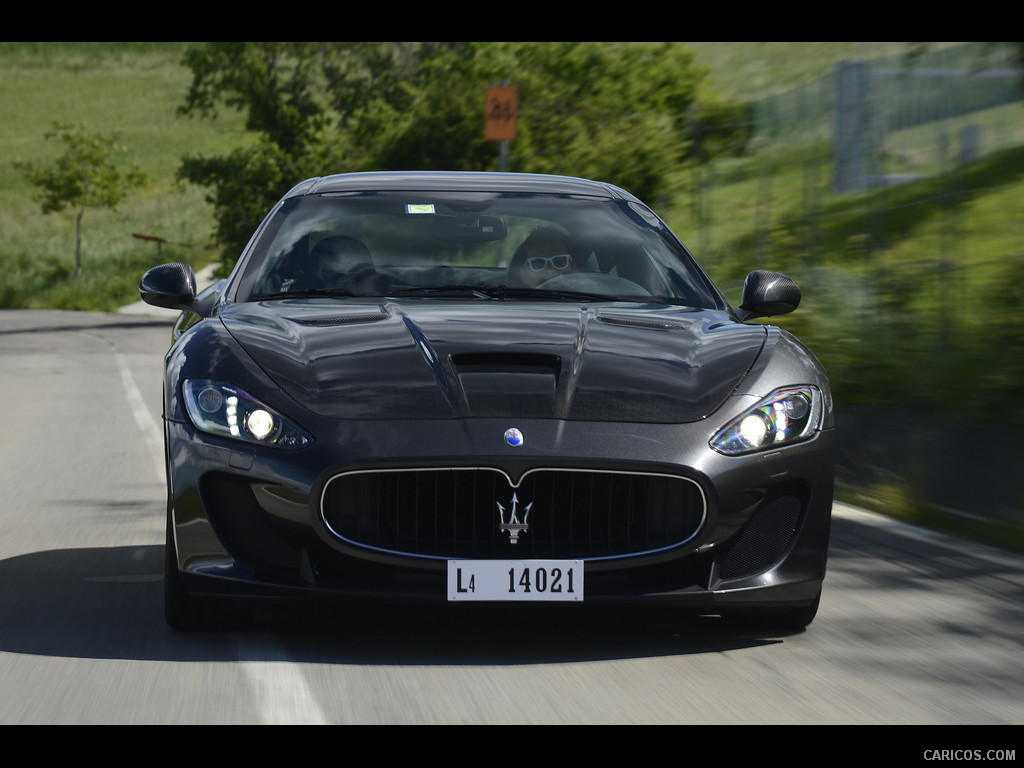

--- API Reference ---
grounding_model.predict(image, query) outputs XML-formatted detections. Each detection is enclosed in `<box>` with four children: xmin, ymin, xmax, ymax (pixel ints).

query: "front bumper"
<box><xmin>167</xmin><ymin>415</ymin><xmax>834</xmax><ymax>612</ymax></box>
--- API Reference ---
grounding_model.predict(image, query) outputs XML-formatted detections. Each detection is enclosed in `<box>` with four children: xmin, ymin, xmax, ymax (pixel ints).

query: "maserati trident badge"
<box><xmin>504</xmin><ymin>428</ymin><xmax>523</xmax><ymax>447</ymax></box>
<box><xmin>497</xmin><ymin>493</ymin><xmax>532</xmax><ymax>544</ymax></box>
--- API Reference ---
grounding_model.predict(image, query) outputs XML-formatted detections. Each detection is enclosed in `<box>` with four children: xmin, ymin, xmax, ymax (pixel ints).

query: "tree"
<box><xmin>339</xmin><ymin>42</ymin><xmax>752</xmax><ymax>198</ymax></box>
<box><xmin>177</xmin><ymin>42</ymin><xmax>750</xmax><ymax>268</ymax></box>
<box><xmin>14</xmin><ymin>121</ymin><xmax>147</xmax><ymax>278</ymax></box>
<box><xmin>177</xmin><ymin>42</ymin><xmax>353</xmax><ymax>273</ymax></box>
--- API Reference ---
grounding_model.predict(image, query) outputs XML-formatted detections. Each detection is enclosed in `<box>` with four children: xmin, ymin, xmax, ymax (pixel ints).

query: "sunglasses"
<box><xmin>526</xmin><ymin>254</ymin><xmax>573</xmax><ymax>272</ymax></box>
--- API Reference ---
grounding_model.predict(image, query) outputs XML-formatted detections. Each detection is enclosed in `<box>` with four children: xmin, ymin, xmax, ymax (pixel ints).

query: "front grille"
<box><xmin>321</xmin><ymin>468</ymin><xmax>705</xmax><ymax>560</ymax></box>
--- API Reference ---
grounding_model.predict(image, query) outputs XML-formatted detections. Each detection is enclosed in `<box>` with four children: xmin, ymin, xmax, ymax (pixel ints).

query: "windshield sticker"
<box><xmin>406</xmin><ymin>204</ymin><xmax>435</xmax><ymax>214</ymax></box>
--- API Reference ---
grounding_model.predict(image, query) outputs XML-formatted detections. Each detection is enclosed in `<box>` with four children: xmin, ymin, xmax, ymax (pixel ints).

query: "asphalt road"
<box><xmin>1</xmin><ymin>308</ymin><xmax>1023</xmax><ymax>725</ymax></box>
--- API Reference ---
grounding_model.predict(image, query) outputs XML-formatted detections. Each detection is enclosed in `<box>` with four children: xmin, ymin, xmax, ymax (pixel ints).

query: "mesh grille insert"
<box><xmin>716</xmin><ymin>493</ymin><xmax>804</xmax><ymax>580</ymax></box>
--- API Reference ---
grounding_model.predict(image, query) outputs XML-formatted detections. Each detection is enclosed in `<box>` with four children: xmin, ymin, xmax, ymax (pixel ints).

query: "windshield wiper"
<box><xmin>255</xmin><ymin>287</ymin><xmax>360</xmax><ymax>300</ymax></box>
<box><xmin>387</xmin><ymin>284</ymin><xmax>616</xmax><ymax>302</ymax></box>
<box><xmin>487</xmin><ymin>285</ymin><xmax>620</xmax><ymax>302</ymax></box>
<box><xmin>387</xmin><ymin>285</ymin><xmax>496</xmax><ymax>300</ymax></box>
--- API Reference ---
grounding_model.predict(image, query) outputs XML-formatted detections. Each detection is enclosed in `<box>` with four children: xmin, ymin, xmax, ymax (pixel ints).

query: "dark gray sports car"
<box><xmin>140</xmin><ymin>171</ymin><xmax>834</xmax><ymax>631</ymax></box>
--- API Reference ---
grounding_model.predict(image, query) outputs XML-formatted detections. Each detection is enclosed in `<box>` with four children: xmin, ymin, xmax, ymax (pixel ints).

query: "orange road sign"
<box><xmin>485</xmin><ymin>86</ymin><xmax>517</xmax><ymax>142</ymax></box>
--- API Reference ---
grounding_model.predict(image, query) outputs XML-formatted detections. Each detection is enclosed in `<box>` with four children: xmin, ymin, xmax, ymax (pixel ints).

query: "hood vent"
<box><xmin>451</xmin><ymin>353</ymin><xmax>562</xmax><ymax>418</ymax></box>
<box><xmin>294</xmin><ymin>311</ymin><xmax>390</xmax><ymax>327</ymax></box>
<box><xmin>598</xmin><ymin>315</ymin><xmax>683</xmax><ymax>332</ymax></box>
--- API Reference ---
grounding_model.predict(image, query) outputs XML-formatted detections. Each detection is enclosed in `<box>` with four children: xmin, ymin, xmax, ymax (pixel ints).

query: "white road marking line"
<box><xmin>114</xmin><ymin>351</ymin><xmax>165</xmax><ymax>481</ymax></box>
<box><xmin>236</xmin><ymin>641</ymin><xmax>329</xmax><ymax>725</ymax></box>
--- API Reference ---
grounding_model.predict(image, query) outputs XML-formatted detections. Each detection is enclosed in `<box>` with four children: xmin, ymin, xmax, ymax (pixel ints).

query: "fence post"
<box><xmin>834</xmin><ymin>60</ymin><xmax>876</xmax><ymax>193</ymax></box>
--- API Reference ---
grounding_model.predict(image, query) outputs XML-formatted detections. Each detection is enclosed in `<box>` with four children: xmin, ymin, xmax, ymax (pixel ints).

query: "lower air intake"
<box><xmin>716</xmin><ymin>492</ymin><xmax>804</xmax><ymax>580</ymax></box>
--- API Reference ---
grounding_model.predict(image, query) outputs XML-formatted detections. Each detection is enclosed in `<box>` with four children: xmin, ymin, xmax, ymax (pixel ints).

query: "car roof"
<box><xmin>283</xmin><ymin>171</ymin><xmax>643</xmax><ymax>202</ymax></box>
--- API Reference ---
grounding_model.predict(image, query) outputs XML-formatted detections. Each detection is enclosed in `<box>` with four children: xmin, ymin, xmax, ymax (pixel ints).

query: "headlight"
<box><xmin>183</xmin><ymin>379</ymin><xmax>313</xmax><ymax>449</ymax></box>
<box><xmin>710</xmin><ymin>386</ymin><xmax>822</xmax><ymax>456</ymax></box>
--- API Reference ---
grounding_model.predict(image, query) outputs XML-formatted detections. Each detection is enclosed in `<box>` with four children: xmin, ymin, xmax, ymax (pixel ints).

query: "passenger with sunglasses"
<box><xmin>508</xmin><ymin>226</ymin><xmax>576</xmax><ymax>288</ymax></box>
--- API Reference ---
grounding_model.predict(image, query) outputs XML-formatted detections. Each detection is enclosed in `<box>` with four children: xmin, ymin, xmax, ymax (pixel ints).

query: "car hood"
<box><xmin>219</xmin><ymin>300</ymin><xmax>766</xmax><ymax>423</ymax></box>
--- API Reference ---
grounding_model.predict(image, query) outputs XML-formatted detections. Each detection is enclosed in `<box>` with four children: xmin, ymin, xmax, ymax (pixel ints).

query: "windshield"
<box><xmin>234</xmin><ymin>191</ymin><xmax>724</xmax><ymax>309</ymax></box>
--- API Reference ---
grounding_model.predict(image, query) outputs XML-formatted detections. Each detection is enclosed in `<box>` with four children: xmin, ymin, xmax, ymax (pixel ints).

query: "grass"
<box><xmin>0</xmin><ymin>42</ymin><xmax>243</xmax><ymax>310</ymax></box>
<box><xmin>686</xmin><ymin>42</ymin><xmax>980</xmax><ymax>99</ymax></box>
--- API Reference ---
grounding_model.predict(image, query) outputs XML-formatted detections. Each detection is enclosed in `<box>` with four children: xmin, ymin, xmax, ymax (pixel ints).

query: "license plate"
<box><xmin>447</xmin><ymin>560</ymin><xmax>583</xmax><ymax>601</ymax></box>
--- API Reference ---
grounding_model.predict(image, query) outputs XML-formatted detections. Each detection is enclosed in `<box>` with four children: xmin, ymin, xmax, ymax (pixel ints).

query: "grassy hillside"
<box><xmin>0</xmin><ymin>42</ymin><xmax>243</xmax><ymax>309</ymax></box>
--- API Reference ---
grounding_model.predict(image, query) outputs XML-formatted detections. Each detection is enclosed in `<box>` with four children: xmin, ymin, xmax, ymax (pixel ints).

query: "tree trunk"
<box><xmin>73</xmin><ymin>207</ymin><xmax>84</xmax><ymax>280</ymax></box>
<box><xmin>75</xmin><ymin>207</ymin><xmax>84</xmax><ymax>278</ymax></box>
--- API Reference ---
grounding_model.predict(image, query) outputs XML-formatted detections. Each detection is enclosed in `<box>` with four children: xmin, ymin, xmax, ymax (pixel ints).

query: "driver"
<box><xmin>509</xmin><ymin>226</ymin><xmax>576</xmax><ymax>288</ymax></box>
